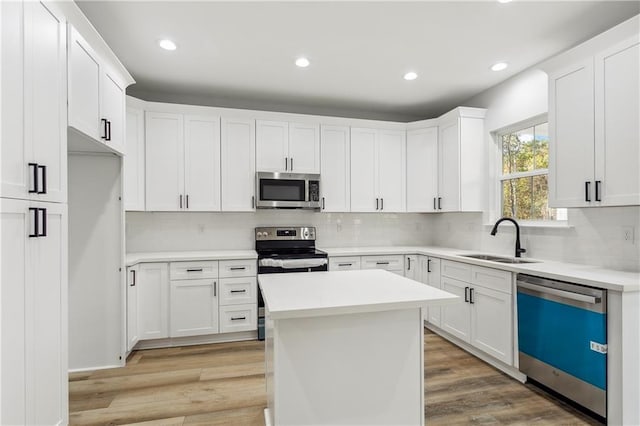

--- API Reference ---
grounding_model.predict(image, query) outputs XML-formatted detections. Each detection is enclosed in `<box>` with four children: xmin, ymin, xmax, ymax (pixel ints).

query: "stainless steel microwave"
<box><xmin>256</xmin><ymin>172</ymin><xmax>321</xmax><ymax>209</ymax></box>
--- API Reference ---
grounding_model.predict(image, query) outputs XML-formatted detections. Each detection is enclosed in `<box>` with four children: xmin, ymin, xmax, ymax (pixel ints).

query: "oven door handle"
<box><xmin>517</xmin><ymin>281</ymin><xmax>601</xmax><ymax>305</ymax></box>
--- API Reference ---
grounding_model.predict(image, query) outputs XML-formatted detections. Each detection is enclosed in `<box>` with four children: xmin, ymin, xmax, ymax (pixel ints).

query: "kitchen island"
<box><xmin>258</xmin><ymin>269</ymin><xmax>458</xmax><ymax>426</ymax></box>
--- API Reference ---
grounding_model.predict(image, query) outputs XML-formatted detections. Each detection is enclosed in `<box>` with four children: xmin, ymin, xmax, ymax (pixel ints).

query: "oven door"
<box><xmin>256</xmin><ymin>172</ymin><xmax>320</xmax><ymax>209</ymax></box>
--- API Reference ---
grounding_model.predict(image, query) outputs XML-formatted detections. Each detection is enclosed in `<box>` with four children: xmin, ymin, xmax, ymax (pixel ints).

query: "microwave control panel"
<box><xmin>309</xmin><ymin>181</ymin><xmax>320</xmax><ymax>202</ymax></box>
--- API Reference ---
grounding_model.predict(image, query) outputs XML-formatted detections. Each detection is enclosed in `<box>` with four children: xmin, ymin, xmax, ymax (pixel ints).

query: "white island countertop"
<box><xmin>258</xmin><ymin>269</ymin><xmax>459</xmax><ymax>320</ymax></box>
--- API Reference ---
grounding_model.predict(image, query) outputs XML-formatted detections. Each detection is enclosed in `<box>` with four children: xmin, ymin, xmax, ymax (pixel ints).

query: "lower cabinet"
<box><xmin>420</xmin><ymin>256</ymin><xmax>442</xmax><ymax>326</ymax></box>
<box><xmin>220</xmin><ymin>304</ymin><xmax>258</xmax><ymax>333</ymax></box>
<box><xmin>170</xmin><ymin>279</ymin><xmax>219</xmax><ymax>337</ymax></box>
<box><xmin>137</xmin><ymin>263</ymin><xmax>169</xmax><ymax>340</ymax></box>
<box><xmin>328</xmin><ymin>256</ymin><xmax>361</xmax><ymax>271</ymax></box>
<box><xmin>126</xmin><ymin>266</ymin><xmax>139</xmax><ymax>351</ymax></box>
<box><xmin>439</xmin><ymin>260</ymin><xmax>513</xmax><ymax>365</ymax></box>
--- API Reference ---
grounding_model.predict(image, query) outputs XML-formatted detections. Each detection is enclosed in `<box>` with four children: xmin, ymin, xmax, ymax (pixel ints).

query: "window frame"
<box><xmin>493</xmin><ymin>114</ymin><xmax>567</xmax><ymax>225</ymax></box>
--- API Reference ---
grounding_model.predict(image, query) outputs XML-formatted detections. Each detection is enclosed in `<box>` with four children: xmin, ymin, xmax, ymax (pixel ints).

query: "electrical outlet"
<box><xmin>622</xmin><ymin>226</ymin><xmax>635</xmax><ymax>244</ymax></box>
<box><xmin>590</xmin><ymin>341</ymin><xmax>608</xmax><ymax>354</ymax></box>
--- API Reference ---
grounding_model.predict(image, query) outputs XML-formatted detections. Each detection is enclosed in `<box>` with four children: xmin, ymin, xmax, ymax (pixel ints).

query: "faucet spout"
<box><xmin>490</xmin><ymin>217</ymin><xmax>526</xmax><ymax>258</ymax></box>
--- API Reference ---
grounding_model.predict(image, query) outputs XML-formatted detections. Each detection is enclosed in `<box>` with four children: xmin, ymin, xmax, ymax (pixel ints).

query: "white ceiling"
<box><xmin>76</xmin><ymin>1</ymin><xmax>639</xmax><ymax>121</ymax></box>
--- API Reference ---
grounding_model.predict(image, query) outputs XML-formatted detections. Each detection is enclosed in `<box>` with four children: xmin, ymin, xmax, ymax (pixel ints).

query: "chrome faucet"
<box><xmin>490</xmin><ymin>217</ymin><xmax>526</xmax><ymax>258</ymax></box>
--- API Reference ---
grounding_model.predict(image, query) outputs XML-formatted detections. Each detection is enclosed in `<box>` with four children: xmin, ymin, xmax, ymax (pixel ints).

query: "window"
<box><xmin>499</xmin><ymin>120</ymin><xmax>567</xmax><ymax>221</ymax></box>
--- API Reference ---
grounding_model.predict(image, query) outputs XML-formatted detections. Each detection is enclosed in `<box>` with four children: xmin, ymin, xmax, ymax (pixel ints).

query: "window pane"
<box><xmin>502</xmin><ymin>174</ymin><xmax>560</xmax><ymax>221</ymax></box>
<box><xmin>534</xmin><ymin>122</ymin><xmax>549</xmax><ymax>169</ymax></box>
<box><xmin>502</xmin><ymin>133</ymin><xmax>516</xmax><ymax>174</ymax></box>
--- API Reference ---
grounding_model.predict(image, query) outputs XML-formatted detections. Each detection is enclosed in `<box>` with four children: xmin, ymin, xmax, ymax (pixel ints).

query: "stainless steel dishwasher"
<box><xmin>517</xmin><ymin>274</ymin><xmax>607</xmax><ymax>418</ymax></box>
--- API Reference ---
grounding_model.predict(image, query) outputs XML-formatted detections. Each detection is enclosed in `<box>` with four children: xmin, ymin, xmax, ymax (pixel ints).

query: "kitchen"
<box><xmin>1</xmin><ymin>1</ymin><xmax>639</xmax><ymax>425</ymax></box>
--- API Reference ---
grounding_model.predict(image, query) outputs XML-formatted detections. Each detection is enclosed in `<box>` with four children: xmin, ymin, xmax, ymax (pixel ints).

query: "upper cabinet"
<box><xmin>68</xmin><ymin>26</ymin><xmax>126</xmax><ymax>154</ymax></box>
<box><xmin>124</xmin><ymin>103</ymin><xmax>145</xmax><ymax>211</ymax></box>
<box><xmin>1</xmin><ymin>1</ymin><xmax>67</xmax><ymax>204</ymax></box>
<box><xmin>547</xmin><ymin>23</ymin><xmax>639</xmax><ymax>207</ymax></box>
<box><xmin>256</xmin><ymin>120</ymin><xmax>320</xmax><ymax>173</ymax></box>
<box><xmin>350</xmin><ymin>128</ymin><xmax>406</xmax><ymax>212</ymax></box>
<box><xmin>145</xmin><ymin>112</ymin><xmax>221</xmax><ymax>212</ymax></box>
<box><xmin>221</xmin><ymin>118</ymin><xmax>256</xmax><ymax>211</ymax></box>
<box><xmin>320</xmin><ymin>125</ymin><xmax>350</xmax><ymax>212</ymax></box>
<box><xmin>406</xmin><ymin>127</ymin><xmax>438</xmax><ymax>212</ymax></box>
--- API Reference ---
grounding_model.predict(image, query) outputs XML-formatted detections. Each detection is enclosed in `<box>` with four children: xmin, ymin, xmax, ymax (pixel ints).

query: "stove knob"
<box><xmin>257</xmin><ymin>232</ymin><xmax>263</xmax><ymax>238</ymax></box>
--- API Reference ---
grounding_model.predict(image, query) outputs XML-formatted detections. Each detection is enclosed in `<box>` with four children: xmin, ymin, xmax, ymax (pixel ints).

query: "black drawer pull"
<box><xmin>230</xmin><ymin>267</ymin><xmax>246</xmax><ymax>270</ymax></box>
<box><xmin>464</xmin><ymin>286</ymin><xmax>469</xmax><ymax>303</ymax></box>
<box><xmin>230</xmin><ymin>289</ymin><xmax>246</xmax><ymax>293</ymax></box>
<box><xmin>376</xmin><ymin>262</ymin><xmax>390</xmax><ymax>265</ymax></box>
<box><xmin>37</xmin><ymin>165</ymin><xmax>47</xmax><ymax>194</ymax></box>
<box><xmin>338</xmin><ymin>263</ymin><xmax>353</xmax><ymax>267</ymax></box>
<box><xmin>37</xmin><ymin>208</ymin><xmax>47</xmax><ymax>237</ymax></box>
<box><xmin>469</xmin><ymin>288</ymin><xmax>475</xmax><ymax>304</ymax></box>
<box><xmin>29</xmin><ymin>163</ymin><xmax>39</xmax><ymax>193</ymax></box>
<box><xmin>28</xmin><ymin>207</ymin><xmax>39</xmax><ymax>237</ymax></box>
<box><xmin>585</xmin><ymin>181</ymin><xmax>591</xmax><ymax>202</ymax></box>
<box><xmin>231</xmin><ymin>316</ymin><xmax>246</xmax><ymax>321</ymax></box>
<box><xmin>427</xmin><ymin>259</ymin><xmax>432</xmax><ymax>273</ymax></box>
<box><xmin>101</xmin><ymin>118</ymin><xmax>108</xmax><ymax>139</ymax></box>
<box><xmin>595</xmin><ymin>180</ymin><xmax>602</xmax><ymax>202</ymax></box>
<box><xmin>186</xmin><ymin>268</ymin><xmax>203</xmax><ymax>272</ymax></box>
<box><xmin>130</xmin><ymin>270</ymin><xmax>136</xmax><ymax>287</ymax></box>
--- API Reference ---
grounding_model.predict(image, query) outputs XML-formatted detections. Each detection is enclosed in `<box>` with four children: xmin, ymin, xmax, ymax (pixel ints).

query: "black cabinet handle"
<box><xmin>186</xmin><ymin>268</ymin><xmax>203</xmax><ymax>272</ymax></box>
<box><xmin>438</xmin><ymin>197</ymin><xmax>442</xmax><ymax>210</ymax></box>
<box><xmin>376</xmin><ymin>198</ymin><xmax>379</xmax><ymax>210</ymax></box>
<box><xmin>106</xmin><ymin>120</ymin><xmax>112</xmax><ymax>141</ymax></box>
<box><xmin>338</xmin><ymin>263</ymin><xmax>352</xmax><ymax>267</ymax></box>
<box><xmin>186</xmin><ymin>194</ymin><xmax>189</xmax><ymax>209</ymax></box>
<box><xmin>585</xmin><ymin>181</ymin><xmax>591</xmax><ymax>202</ymax></box>
<box><xmin>214</xmin><ymin>281</ymin><xmax>217</xmax><ymax>297</ymax></box>
<box><xmin>407</xmin><ymin>258</ymin><xmax>411</xmax><ymax>270</ymax></box>
<box><xmin>252</xmin><ymin>195</ymin><xmax>255</xmax><ymax>209</ymax></box>
<box><xmin>101</xmin><ymin>118</ymin><xmax>108</xmax><ymax>139</ymax></box>
<box><xmin>37</xmin><ymin>208</ymin><xmax>47</xmax><ymax>237</ymax></box>
<box><xmin>130</xmin><ymin>270</ymin><xmax>136</xmax><ymax>287</ymax></box>
<box><xmin>230</xmin><ymin>267</ymin><xmax>246</xmax><ymax>270</ymax></box>
<box><xmin>595</xmin><ymin>180</ymin><xmax>601</xmax><ymax>202</ymax></box>
<box><xmin>37</xmin><ymin>165</ymin><xmax>47</xmax><ymax>194</ymax></box>
<box><xmin>433</xmin><ymin>197</ymin><xmax>436</xmax><ymax>210</ymax></box>
<box><xmin>427</xmin><ymin>259</ymin><xmax>432</xmax><ymax>273</ymax></box>
<box><xmin>464</xmin><ymin>286</ymin><xmax>469</xmax><ymax>303</ymax></box>
<box><xmin>28</xmin><ymin>163</ymin><xmax>39</xmax><ymax>193</ymax></box>
<box><xmin>231</xmin><ymin>316</ymin><xmax>246</xmax><ymax>321</ymax></box>
<box><xmin>180</xmin><ymin>194</ymin><xmax>183</xmax><ymax>209</ymax></box>
<box><xmin>376</xmin><ymin>261</ymin><xmax>390</xmax><ymax>265</ymax></box>
<box><xmin>290</xmin><ymin>157</ymin><xmax>293</xmax><ymax>171</ymax></box>
<box><xmin>470</xmin><ymin>288</ymin><xmax>475</xmax><ymax>304</ymax></box>
<box><xmin>285</xmin><ymin>157</ymin><xmax>288</xmax><ymax>170</ymax></box>
<box><xmin>230</xmin><ymin>289</ymin><xmax>246</xmax><ymax>293</ymax></box>
<box><xmin>381</xmin><ymin>198</ymin><xmax>384</xmax><ymax>210</ymax></box>
<box><xmin>322</xmin><ymin>197</ymin><xmax>325</xmax><ymax>210</ymax></box>
<box><xmin>28</xmin><ymin>207</ymin><xmax>39</xmax><ymax>238</ymax></box>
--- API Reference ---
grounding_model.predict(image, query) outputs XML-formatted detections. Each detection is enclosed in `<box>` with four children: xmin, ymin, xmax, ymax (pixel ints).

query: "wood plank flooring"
<box><xmin>69</xmin><ymin>330</ymin><xmax>602</xmax><ymax>425</ymax></box>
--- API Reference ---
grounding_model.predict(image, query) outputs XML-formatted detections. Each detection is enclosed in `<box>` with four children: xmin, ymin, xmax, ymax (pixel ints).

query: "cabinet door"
<box><xmin>404</xmin><ymin>255</ymin><xmax>419</xmax><ymax>281</ymax></box>
<box><xmin>425</xmin><ymin>257</ymin><xmax>442</xmax><ymax>327</ymax></box>
<box><xmin>0</xmin><ymin>199</ymin><xmax>29</xmax><ymax>425</ymax></box>
<box><xmin>124</xmin><ymin>106</ymin><xmax>145</xmax><ymax>211</ymax></box>
<box><xmin>548</xmin><ymin>60</ymin><xmax>595</xmax><ymax>207</ymax></box>
<box><xmin>470</xmin><ymin>286</ymin><xmax>512</xmax><ymax>365</ymax></box>
<box><xmin>256</xmin><ymin>120</ymin><xmax>289</xmax><ymax>172</ymax></box>
<box><xmin>184</xmin><ymin>115</ymin><xmax>221</xmax><ymax>211</ymax></box>
<box><xmin>1</xmin><ymin>1</ymin><xmax>28</xmax><ymax>200</ymax></box>
<box><xmin>350</xmin><ymin>128</ymin><xmax>377</xmax><ymax>212</ymax></box>
<box><xmin>28</xmin><ymin>202</ymin><xmax>67</xmax><ymax>426</ymax></box>
<box><xmin>595</xmin><ymin>36</ymin><xmax>640</xmax><ymax>206</ymax></box>
<box><xmin>378</xmin><ymin>130</ymin><xmax>406</xmax><ymax>212</ymax></box>
<box><xmin>126</xmin><ymin>266</ymin><xmax>139</xmax><ymax>352</ymax></box>
<box><xmin>438</xmin><ymin>119</ymin><xmax>460</xmax><ymax>212</ymax></box>
<box><xmin>26</xmin><ymin>1</ymin><xmax>67</xmax><ymax>204</ymax></box>
<box><xmin>221</xmin><ymin>118</ymin><xmax>256</xmax><ymax>211</ymax></box>
<box><xmin>219</xmin><ymin>304</ymin><xmax>257</xmax><ymax>333</ymax></box>
<box><xmin>407</xmin><ymin>128</ymin><xmax>438</xmax><ymax>212</ymax></box>
<box><xmin>329</xmin><ymin>256</ymin><xmax>361</xmax><ymax>271</ymax></box>
<box><xmin>145</xmin><ymin>112</ymin><xmax>184</xmax><ymax>211</ymax></box>
<box><xmin>170</xmin><ymin>279</ymin><xmax>219</xmax><ymax>337</ymax></box>
<box><xmin>320</xmin><ymin>125</ymin><xmax>350</xmax><ymax>212</ymax></box>
<box><xmin>101</xmin><ymin>71</ymin><xmax>125</xmax><ymax>154</ymax></box>
<box><xmin>289</xmin><ymin>122</ymin><xmax>320</xmax><ymax>173</ymax></box>
<box><xmin>219</xmin><ymin>277</ymin><xmax>256</xmax><ymax>306</ymax></box>
<box><xmin>138</xmin><ymin>263</ymin><xmax>169</xmax><ymax>340</ymax></box>
<box><xmin>440</xmin><ymin>277</ymin><xmax>470</xmax><ymax>343</ymax></box>
<box><xmin>68</xmin><ymin>26</ymin><xmax>101</xmax><ymax>141</ymax></box>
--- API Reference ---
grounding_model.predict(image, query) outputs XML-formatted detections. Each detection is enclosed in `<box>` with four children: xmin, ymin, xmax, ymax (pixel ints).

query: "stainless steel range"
<box><xmin>256</xmin><ymin>226</ymin><xmax>328</xmax><ymax>339</ymax></box>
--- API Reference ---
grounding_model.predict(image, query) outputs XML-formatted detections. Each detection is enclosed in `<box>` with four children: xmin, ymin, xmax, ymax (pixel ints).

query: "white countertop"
<box><xmin>258</xmin><ymin>269</ymin><xmax>459</xmax><ymax>320</ymax></box>
<box><xmin>126</xmin><ymin>250</ymin><xmax>257</xmax><ymax>266</ymax></box>
<box><xmin>322</xmin><ymin>246</ymin><xmax>640</xmax><ymax>292</ymax></box>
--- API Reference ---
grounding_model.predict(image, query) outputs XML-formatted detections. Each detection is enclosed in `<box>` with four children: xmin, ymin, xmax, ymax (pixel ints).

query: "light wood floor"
<box><xmin>69</xmin><ymin>330</ymin><xmax>602</xmax><ymax>425</ymax></box>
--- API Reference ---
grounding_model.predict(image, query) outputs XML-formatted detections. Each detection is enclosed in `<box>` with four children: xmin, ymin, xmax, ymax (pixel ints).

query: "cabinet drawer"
<box><xmin>170</xmin><ymin>261</ymin><xmax>218</xmax><ymax>280</ymax></box>
<box><xmin>219</xmin><ymin>259</ymin><xmax>257</xmax><ymax>278</ymax></box>
<box><xmin>329</xmin><ymin>256</ymin><xmax>361</xmax><ymax>271</ymax></box>
<box><xmin>441</xmin><ymin>260</ymin><xmax>472</xmax><ymax>282</ymax></box>
<box><xmin>220</xmin><ymin>304</ymin><xmax>257</xmax><ymax>333</ymax></box>
<box><xmin>361</xmin><ymin>255</ymin><xmax>404</xmax><ymax>271</ymax></box>
<box><xmin>219</xmin><ymin>277</ymin><xmax>257</xmax><ymax>306</ymax></box>
<box><xmin>471</xmin><ymin>266</ymin><xmax>512</xmax><ymax>294</ymax></box>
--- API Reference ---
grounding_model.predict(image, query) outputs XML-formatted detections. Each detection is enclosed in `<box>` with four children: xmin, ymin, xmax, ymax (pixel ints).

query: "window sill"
<box><xmin>483</xmin><ymin>221</ymin><xmax>573</xmax><ymax>230</ymax></box>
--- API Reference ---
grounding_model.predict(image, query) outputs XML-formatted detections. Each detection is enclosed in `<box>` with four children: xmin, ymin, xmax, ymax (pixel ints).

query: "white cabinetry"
<box><xmin>439</xmin><ymin>260</ymin><xmax>513</xmax><ymax>365</ymax></box>
<box><xmin>170</xmin><ymin>278</ymin><xmax>219</xmax><ymax>337</ymax></box>
<box><xmin>68</xmin><ymin>26</ymin><xmax>125</xmax><ymax>153</ymax></box>
<box><xmin>404</xmin><ymin>255</ymin><xmax>419</xmax><ymax>281</ymax></box>
<box><xmin>145</xmin><ymin>112</ymin><xmax>221</xmax><ymax>211</ymax></box>
<box><xmin>548</xmin><ymin>34</ymin><xmax>640</xmax><ymax>207</ymax></box>
<box><xmin>1</xmin><ymin>1</ymin><xmax>67</xmax><ymax>203</ymax></box>
<box><xmin>256</xmin><ymin>120</ymin><xmax>320</xmax><ymax>173</ymax></box>
<box><xmin>126</xmin><ymin>266</ymin><xmax>139</xmax><ymax>351</ymax></box>
<box><xmin>350</xmin><ymin>128</ymin><xmax>406</xmax><ymax>212</ymax></box>
<box><xmin>124</xmin><ymin>103</ymin><xmax>145</xmax><ymax>211</ymax></box>
<box><xmin>406</xmin><ymin>127</ymin><xmax>438</xmax><ymax>212</ymax></box>
<box><xmin>361</xmin><ymin>255</ymin><xmax>405</xmax><ymax>275</ymax></box>
<box><xmin>137</xmin><ymin>263</ymin><xmax>169</xmax><ymax>340</ymax></box>
<box><xmin>320</xmin><ymin>125</ymin><xmax>350</xmax><ymax>212</ymax></box>
<box><xmin>328</xmin><ymin>257</ymin><xmax>361</xmax><ymax>271</ymax></box>
<box><xmin>221</xmin><ymin>118</ymin><xmax>256</xmax><ymax>211</ymax></box>
<box><xmin>1</xmin><ymin>199</ymin><xmax>67</xmax><ymax>426</ymax></box>
<box><xmin>420</xmin><ymin>256</ymin><xmax>442</xmax><ymax>326</ymax></box>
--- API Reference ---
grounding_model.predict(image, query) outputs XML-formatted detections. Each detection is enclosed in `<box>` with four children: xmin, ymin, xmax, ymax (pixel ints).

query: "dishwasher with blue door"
<box><xmin>517</xmin><ymin>274</ymin><xmax>607</xmax><ymax>418</ymax></box>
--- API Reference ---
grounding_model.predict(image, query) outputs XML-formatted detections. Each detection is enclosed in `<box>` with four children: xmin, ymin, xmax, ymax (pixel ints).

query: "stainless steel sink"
<box><xmin>459</xmin><ymin>254</ymin><xmax>539</xmax><ymax>264</ymax></box>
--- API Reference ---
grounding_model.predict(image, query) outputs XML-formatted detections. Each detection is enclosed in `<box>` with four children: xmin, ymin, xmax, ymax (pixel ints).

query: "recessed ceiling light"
<box><xmin>158</xmin><ymin>39</ymin><xmax>177</xmax><ymax>51</ymax></box>
<box><xmin>295</xmin><ymin>57</ymin><xmax>310</xmax><ymax>68</ymax></box>
<box><xmin>491</xmin><ymin>62</ymin><xmax>508</xmax><ymax>71</ymax></box>
<box><xmin>497</xmin><ymin>0</ymin><xmax>513</xmax><ymax>3</ymax></box>
<box><xmin>404</xmin><ymin>71</ymin><xmax>418</xmax><ymax>81</ymax></box>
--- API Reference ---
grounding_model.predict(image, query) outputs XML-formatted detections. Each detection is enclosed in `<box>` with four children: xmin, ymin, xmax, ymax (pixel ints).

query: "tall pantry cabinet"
<box><xmin>1</xmin><ymin>1</ymin><xmax>68</xmax><ymax>424</ymax></box>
